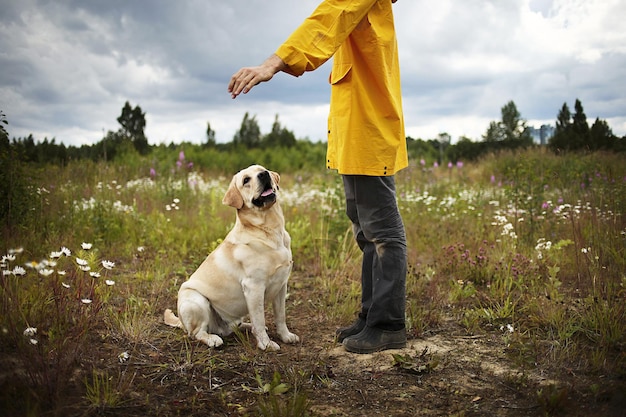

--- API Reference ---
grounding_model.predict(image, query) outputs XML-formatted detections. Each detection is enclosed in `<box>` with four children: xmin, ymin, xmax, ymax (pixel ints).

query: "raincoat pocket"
<box><xmin>329</xmin><ymin>63</ymin><xmax>352</xmax><ymax>85</ymax></box>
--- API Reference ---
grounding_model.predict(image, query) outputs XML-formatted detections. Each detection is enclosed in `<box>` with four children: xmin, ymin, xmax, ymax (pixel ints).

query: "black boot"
<box><xmin>335</xmin><ymin>317</ymin><xmax>366</xmax><ymax>343</ymax></box>
<box><xmin>343</xmin><ymin>326</ymin><xmax>406</xmax><ymax>354</ymax></box>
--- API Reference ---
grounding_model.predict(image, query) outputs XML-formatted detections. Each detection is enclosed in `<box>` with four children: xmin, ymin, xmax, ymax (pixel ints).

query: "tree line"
<box><xmin>1</xmin><ymin>98</ymin><xmax>624</xmax><ymax>167</ymax></box>
<box><xmin>436</xmin><ymin>99</ymin><xmax>624</xmax><ymax>163</ymax></box>
<box><xmin>0</xmin><ymin>102</ymin><xmax>299</xmax><ymax>165</ymax></box>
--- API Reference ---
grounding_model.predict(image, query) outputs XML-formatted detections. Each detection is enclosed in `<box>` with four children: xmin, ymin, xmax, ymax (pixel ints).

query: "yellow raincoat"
<box><xmin>275</xmin><ymin>0</ymin><xmax>408</xmax><ymax>176</ymax></box>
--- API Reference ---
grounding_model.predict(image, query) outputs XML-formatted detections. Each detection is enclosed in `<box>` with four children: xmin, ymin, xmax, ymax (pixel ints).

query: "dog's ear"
<box><xmin>222</xmin><ymin>177</ymin><xmax>244</xmax><ymax>209</ymax></box>
<box><xmin>270</xmin><ymin>171</ymin><xmax>280</xmax><ymax>190</ymax></box>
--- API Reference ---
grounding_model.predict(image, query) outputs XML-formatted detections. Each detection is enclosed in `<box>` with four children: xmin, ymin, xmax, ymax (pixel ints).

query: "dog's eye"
<box><xmin>243</xmin><ymin>176</ymin><xmax>250</xmax><ymax>185</ymax></box>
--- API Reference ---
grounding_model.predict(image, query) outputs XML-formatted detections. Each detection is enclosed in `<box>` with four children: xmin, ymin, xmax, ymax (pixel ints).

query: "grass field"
<box><xmin>1</xmin><ymin>148</ymin><xmax>625</xmax><ymax>416</ymax></box>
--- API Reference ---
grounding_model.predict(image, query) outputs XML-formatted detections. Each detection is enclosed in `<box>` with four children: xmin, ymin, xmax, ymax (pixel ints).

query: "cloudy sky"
<box><xmin>1</xmin><ymin>0</ymin><xmax>625</xmax><ymax>146</ymax></box>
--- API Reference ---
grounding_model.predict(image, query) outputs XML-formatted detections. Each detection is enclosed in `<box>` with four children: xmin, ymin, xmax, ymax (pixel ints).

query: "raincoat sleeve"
<box><xmin>275</xmin><ymin>0</ymin><xmax>378</xmax><ymax>76</ymax></box>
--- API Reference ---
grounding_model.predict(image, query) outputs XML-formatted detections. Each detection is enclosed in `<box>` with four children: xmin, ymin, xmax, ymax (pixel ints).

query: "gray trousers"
<box><xmin>342</xmin><ymin>175</ymin><xmax>407</xmax><ymax>330</ymax></box>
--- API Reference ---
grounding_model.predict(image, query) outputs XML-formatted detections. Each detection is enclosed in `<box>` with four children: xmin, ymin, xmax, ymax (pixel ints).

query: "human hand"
<box><xmin>228</xmin><ymin>54</ymin><xmax>286</xmax><ymax>99</ymax></box>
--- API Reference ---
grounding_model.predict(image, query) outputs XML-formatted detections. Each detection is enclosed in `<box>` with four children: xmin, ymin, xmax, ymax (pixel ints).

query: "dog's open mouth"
<box><xmin>253</xmin><ymin>186</ymin><xmax>276</xmax><ymax>207</ymax></box>
<box><xmin>252</xmin><ymin>173</ymin><xmax>276</xmax><ymax>207</ymax></box>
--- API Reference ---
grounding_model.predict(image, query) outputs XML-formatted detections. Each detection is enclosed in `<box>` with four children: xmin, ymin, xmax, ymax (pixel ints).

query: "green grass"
<box><xmin>1</xmin><ymin>148</ymin><xmax>625</xmax><ymax>415</ymax></box>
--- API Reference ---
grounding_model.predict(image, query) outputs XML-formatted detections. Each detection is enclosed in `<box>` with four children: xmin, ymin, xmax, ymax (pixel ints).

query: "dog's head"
<box><xmin>222</xmin><ymin>165</ymin><xmax>280</xmax><ymax>210</ymax></box>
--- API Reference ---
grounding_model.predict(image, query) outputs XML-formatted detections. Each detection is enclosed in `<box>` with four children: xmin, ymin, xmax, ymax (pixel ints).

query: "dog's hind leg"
<box><xmin>178</xmin><ymin>290</ymin><xmax>224</xmax><ymax>348</ymax></box>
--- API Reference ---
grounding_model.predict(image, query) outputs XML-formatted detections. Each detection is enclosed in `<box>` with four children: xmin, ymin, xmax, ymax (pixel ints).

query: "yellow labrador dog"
<box><xmin>164</xmin><ymin>165</ymin><xmax>299</xmax><ymax>351</ymax></box>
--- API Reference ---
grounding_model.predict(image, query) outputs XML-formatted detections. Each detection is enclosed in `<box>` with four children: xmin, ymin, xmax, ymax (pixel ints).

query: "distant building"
<box><xmin>528</xmin><ymin>124</ymin><xmax>555</xmax><ymax>145</ymax></box>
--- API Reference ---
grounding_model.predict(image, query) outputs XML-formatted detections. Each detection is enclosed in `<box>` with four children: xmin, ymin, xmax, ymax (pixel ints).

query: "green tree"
<box><xmin>205</xmin><ymin>122</ymin><xmax>216</xmax><ymax>148</ymax></box>
<box><xmin>550</xmin><ymin>99</ymin><xmax>596</xmax><ymax>152</ymax></box>
<box><xmin>406</xmin><ymin>136</ymin><xmax>439</xmax><ymax>163</ymax></box>
<box><xmin>572</xmin><ymin>99</ymin><xmax>589</xmax><ymax>137</ymax></box>
<box><xmin>117</xmin><ymin>101</ymin><xmax>149</xmax><ymax>154</ymax></box>
<box><xmin>447</xmin><ymin>136</ymin><xmax>488</xmax><ymax>162</ymax></box>
<box><xmin>500</xmin><ymin>100</ymin><xmax>533</xmax><ymax>146</ymax></box>
<box><xmin>572</xmin><ymin>99</ymin><xmax>590</xmax><ymax>149</ymax></box>
<box><xmin>0</xmin><ymin>113</ymin><xmax>37</xmax><ymax>231</ymax></box>
<box><xmin>483</xmin><ymin>120</ymin><xmax>505</xmax><ymax>143</ymax></box>
<box><xmin>589</xmin><ymin>118</ymin><xmax>616</xmax><ymax>150</ymax></box>
<box><xmin>549</xmin><ymin>102</ymin><xmax>572</xmax><ymax>151</ymax></box>
<box><xmin>233</xmin><ymin>112</ymin><xmax>261</xmax><ymax>148</ymax></box>
<box><xmin>263</xmin><ymin>114</ymin><xmax>296</xmax><ymax>147</ymax></box>
<box><xmin>482</xmin><ymin>101</ymin><xmax>532</xmax><ymax>149</ymax></box>
<box><xmin>555</xmin><ymin>102</ymin><xmax>571</xmax><ymax>134</ymax></box>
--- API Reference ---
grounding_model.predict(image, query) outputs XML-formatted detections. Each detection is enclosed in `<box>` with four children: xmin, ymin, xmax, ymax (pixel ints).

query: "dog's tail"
<box><xmin>164</xmin><ymin>308</ymin><xmax>183</xmax><ymax>328</ymax></box>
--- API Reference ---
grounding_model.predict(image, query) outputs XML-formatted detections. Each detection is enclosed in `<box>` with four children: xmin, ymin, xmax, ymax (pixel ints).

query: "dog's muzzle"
<box><xmin>252</xmin><ymin>170</ymin><xmax>276</xmax><ymax>208</ymax></box>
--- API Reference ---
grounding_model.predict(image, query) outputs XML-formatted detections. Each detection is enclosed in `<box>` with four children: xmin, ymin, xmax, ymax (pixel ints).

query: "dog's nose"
<box><xmin>258</xmin><ymin>170</ymin><xmax>270</xmax><ymax>181</ymax></box>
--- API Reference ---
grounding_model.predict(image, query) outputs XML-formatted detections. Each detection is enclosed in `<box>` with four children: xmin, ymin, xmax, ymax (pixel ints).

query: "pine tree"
<box><xmin>572</xmin><ymin>99</ymin><xmax>590</xmax><ymax>150</ymax></box>
<box><xmin>233</xmin><ymin>112</ymin><xmax>261</xmax><ymax>148</ymax></box>
<box><xmin>549</xmin><ymin>102</ymin><xmax>573</xmax><ymax>151</ymax></box>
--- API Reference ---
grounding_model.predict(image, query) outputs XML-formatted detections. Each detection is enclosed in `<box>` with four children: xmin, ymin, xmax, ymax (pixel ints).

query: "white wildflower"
<box><xmin>60</xmin><ymin>247</ymin><xmax>71</xmax><ymax>256</ymax></box>
<box><xmin>500</xmin><ymin>324</ymin><xmax>514</xmax><ymax>333</ymax></box>
<box><xmin>105</xmin><ymin>280</ymin><xmax>115</xmax><ymax>286</ymax></box>
<box><xmin>535</xmin><ymin>238</ymin><xmax>552</xmax><ymax>260</ymax></box>
<box><xmin>118</xmin><ymin>351</ymin><xmax>130</xmax><ymax>363</ymax></box>
<box><xmin>90</xmin><ymin>272</ymin><xmax>101</xmax><ymax>278</ymax></box>
<box><xmin>81</xmin><ymin>242</ymin><xmax>93</xmax><ymax>250</ymax></box>
<box><xmin>102</xmin><ymin>260</ymin><xmax>115</xmax><ymax>270</ymax></box>
<box><xmin>23</xmin><ymin>327</ymin><xmax>37</xmax><ymax>337</ymax></box>
<box><xmin>81</xmin><ymin>298</ymin><xmax>93</xmax><ymax>304</ymax></box>
<box><xmin>39</xmin><ymin>268</ymin><xmax>55</xmax><ymax>277</ymax></box>
<box><xmin>76</xmin><ymin>258</ymin><xmax>89</xmax><ymax>266</ymax></box>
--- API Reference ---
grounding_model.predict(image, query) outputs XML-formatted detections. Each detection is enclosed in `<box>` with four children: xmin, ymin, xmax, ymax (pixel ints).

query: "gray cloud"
<box><xmin>0</xmin><ymin>0</ymin><xmax>624</xmax><ymax>146</ymax></box>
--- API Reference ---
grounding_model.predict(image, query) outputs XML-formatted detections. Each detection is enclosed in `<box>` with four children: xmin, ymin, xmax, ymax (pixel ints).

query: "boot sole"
<box><xmin>343</xmin><ymin>340</ymin><xmax>407</xmax><ymax>354</ymax></box>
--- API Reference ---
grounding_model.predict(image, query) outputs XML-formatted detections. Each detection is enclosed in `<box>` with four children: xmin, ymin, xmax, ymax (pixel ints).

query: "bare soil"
<box><xmin>1</xmin><ymin>270</ymin><xmax>625</xmax><ymax>417</ymax></box>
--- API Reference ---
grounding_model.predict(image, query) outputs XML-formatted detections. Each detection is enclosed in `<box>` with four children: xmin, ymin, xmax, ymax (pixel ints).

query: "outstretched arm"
<box><xmin>228</xmin><ymin>0</ymin><xmax>397</xmax><ymax>99</ymax></box>
<box><xmin>228</xmin><ymin>54</ymin><xmax>286</xmax><ymax>99</ymax></box>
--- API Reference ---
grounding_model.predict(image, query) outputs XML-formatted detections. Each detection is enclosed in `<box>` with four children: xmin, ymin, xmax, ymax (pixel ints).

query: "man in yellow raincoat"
<box><xmin>229</xmin><ymin>0</ymin><xmax>408</xmax><ymax>354</ymax></box>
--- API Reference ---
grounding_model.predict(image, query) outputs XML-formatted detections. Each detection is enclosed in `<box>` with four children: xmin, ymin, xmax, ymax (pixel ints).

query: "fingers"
<box><xmin>228</xmin><ymin>69</ymin><xmax>251</xmax><ymax>99</ymax></box>
<box><xmin>228</xmin><ymin>67</ymin><xmax>267</xmax><ymax>99</ymax></box>
<box><xmin>228</xmin><ymin>69</ymin><xmax>255</xmax><ymax>99</ymax></box>
<box><xmin>228</xmin><ymin>55</ymin><xmax>285</xmax><ymax>99</ymax></box>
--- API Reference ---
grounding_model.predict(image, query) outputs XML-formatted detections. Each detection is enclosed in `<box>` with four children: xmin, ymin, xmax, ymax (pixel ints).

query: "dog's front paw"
<box><xmin>255</xmin><ymin>332</ymin><xmax>280</xmax><ymax>351</ymax></box>
<box><xmin>279</xmin><ymin>331</ymin><xmax>300</xmax><ymax>344</ymax></box>
<box><xmin>258</xmin><ymin>340</ymin><xmax>281</xmax><ymax>351</ymax></box>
